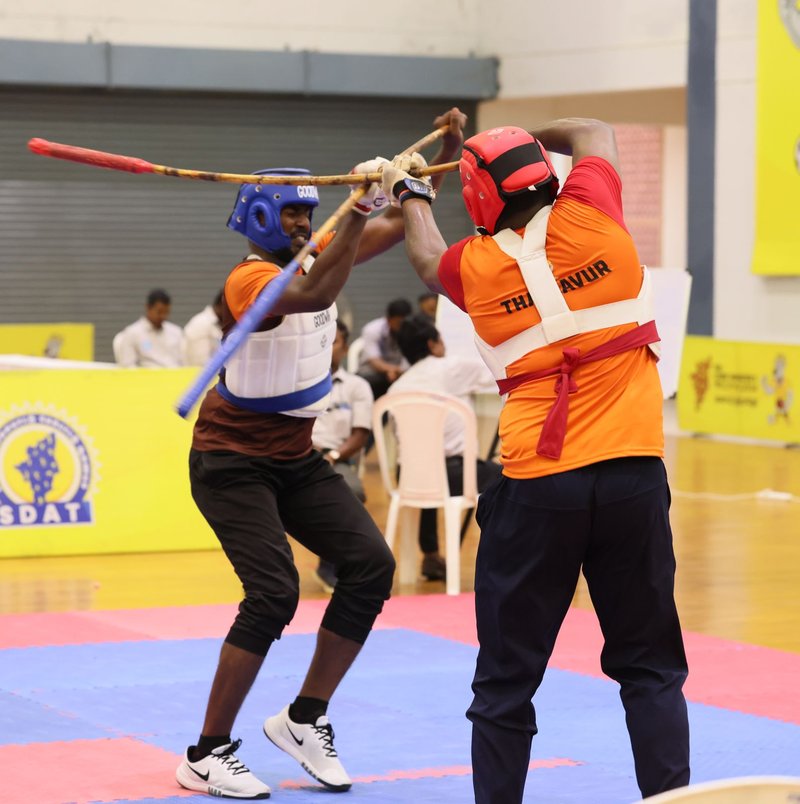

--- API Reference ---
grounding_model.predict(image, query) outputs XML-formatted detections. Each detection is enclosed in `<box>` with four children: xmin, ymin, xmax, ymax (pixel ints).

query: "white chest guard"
<box><xmin>223</xmin><ymin>254</ymin><xmax>337</xmax><ymax>418</ymax></box>
<box><xmin>474</xmin><ymin>206</ymin><xmax>658</xmax><ymax>381</ymax></box>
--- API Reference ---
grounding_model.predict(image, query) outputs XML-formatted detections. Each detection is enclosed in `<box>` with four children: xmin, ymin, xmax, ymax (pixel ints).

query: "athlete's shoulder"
<box><xmin>223</xmin><ymin>258</ymin><xmax>284</xmax><ymax>318</ymax></box>
<box><xmin>555</xmin><ymin>156</ymin><xmax>626</xmax><ymax>231</ymax></box>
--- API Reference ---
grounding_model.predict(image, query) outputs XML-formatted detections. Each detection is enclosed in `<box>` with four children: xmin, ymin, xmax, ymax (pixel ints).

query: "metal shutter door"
<box><xmin>0</xmin><ymin>88</ymin><xmax>475</xmax><ymax>360</ymax></box>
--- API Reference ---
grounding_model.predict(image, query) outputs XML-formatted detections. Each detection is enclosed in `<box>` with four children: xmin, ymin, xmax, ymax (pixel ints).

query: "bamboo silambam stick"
<box><xmin>173</xmin><ymin>125</ymin><xmax>452</xmax><ymax>419</ymax></box>
<box><xmin>27</xmin><ymin>137</ymin><xmax>458</xmax><ymax>185</ymax></box>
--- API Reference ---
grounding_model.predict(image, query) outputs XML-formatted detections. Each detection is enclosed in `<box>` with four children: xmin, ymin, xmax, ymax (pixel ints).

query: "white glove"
<box><xmin>380</xmin><ymin>152</ymin><xmax>433</xmax><ymax>207</ymax></box>
<box><xmin>350</xmin><ymin>157</ymin><xmax>390</xmax><ymax>215</ymax></box>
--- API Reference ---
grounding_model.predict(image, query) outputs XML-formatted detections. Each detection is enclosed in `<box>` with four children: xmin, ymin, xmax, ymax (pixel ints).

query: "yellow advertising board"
<box><xmin>0</xmin><ymin>323</ymin><xmax>94</xmax><ymax>361</ymax></box>
<box><xmin>752</xmin><ymin>0</ymin><xmax>800</xmax><ymax>275</ymax></box>
<box><xmin>0</xmin><ymin>368</ymin><xmax>218</xmax><ymax>557</ymax></box>
<box><xmin>677</xmin><ymin>336</ymin><xmax>799</xmax><ymax>441</ymax></box>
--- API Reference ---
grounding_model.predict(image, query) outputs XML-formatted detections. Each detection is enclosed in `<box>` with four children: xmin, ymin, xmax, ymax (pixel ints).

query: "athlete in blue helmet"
<box><xmin>176</xmin><ymin>107</ymin><xmax>467</xmax><ymax>800</ymax></box>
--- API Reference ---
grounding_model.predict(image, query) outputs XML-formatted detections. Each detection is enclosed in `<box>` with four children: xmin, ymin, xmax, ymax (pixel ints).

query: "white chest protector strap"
<box><xmin>477</xmin><ymin>206</ymin><xmax>658</xmax><ymax>379</ymax></box>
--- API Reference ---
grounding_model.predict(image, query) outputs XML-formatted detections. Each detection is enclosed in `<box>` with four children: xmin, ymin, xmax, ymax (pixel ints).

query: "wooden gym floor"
<box><xmin>1</xmin><ymin>413</ymin><xmax>798</xmax><ymax>654</ymax></box>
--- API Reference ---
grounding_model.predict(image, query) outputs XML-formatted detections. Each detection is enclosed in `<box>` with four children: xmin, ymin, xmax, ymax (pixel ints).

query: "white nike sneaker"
<box><xmin>263</xmin><ymin>705</ymin><xmax>352</xmax><ymax>791</ymax></box>
<box><xmin>176</xmin><ymin>739</ymin><xmax>271</xmax><ymax>799</ymax></box>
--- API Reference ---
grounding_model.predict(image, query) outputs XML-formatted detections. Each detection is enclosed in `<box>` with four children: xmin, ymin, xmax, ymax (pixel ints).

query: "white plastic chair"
<box><xmin>638</xmin><ymin>776</ymin><xmax>800</xmax><ymax>803</ymax></box>
<box><xmin>346</xmin><ymin>336</ymin><xmax>365</xmax><ymax>374</ymax></box>
<box><xmin>372</xmin><ymin>390</ymin><xmax>478</xmax><ymax>595</ymax></box>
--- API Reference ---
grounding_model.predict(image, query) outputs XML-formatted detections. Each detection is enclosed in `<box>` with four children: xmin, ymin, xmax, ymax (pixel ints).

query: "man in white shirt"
<box><xmin>311</xmin><ymin>320</ymin><xmax>374</xmax><ymax>592</ymax></box>
<box><xmin>389</xmin><ymin>315</ymin><xmax>502</xmax><ymax>580</ymax></box>
<box><xmin>356</xmin><ymin>298</ymin><xmax>412</xmax><ymax>398</ymax></box>
<box><xmin>182</xmin><ymin>290</ymin><xmax>224</xmax><ymax>366</ymax></box>
<box><xmin>114</xmin><ymin>288</ymin><xmax>184</xmax><ymax>367</ymax></box>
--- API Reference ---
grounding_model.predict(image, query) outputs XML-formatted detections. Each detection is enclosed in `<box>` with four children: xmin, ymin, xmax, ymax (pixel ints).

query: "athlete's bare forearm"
<box><xmin>402</xmin><ymin>199</ymin><xmax>448</xmax><ymax>294</ymax></box>
<box><xmin>271</xmin><ymin>213</ymin><xmax>367</xmax><ymax>314</ymax></box>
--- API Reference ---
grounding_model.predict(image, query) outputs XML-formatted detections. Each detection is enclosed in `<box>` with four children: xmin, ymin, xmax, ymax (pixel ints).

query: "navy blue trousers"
<box><xmin>468</xmin><ymin>457</ymin><xmax>690</xmax><ymax>802</ymax></box>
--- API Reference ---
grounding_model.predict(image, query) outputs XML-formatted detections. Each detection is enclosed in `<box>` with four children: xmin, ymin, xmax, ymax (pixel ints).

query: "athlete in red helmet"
<box><xmin>382</xmin><ymin>117</ymin><xmax>690</xmax><ymax>803</ymax></box>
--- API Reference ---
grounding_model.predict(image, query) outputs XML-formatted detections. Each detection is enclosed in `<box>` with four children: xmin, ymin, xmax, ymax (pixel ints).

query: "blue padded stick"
<box><xmin>175</xmin><ymin>254</ymin><xmax>310</xmax><ymax>418</ymax></box>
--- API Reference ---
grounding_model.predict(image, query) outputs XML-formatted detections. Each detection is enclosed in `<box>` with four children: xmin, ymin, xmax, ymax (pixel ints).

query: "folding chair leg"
<box><xmin>443</xmin><ymin>503</ymin><xmax>461</xmax><ymax>595</ymax></box>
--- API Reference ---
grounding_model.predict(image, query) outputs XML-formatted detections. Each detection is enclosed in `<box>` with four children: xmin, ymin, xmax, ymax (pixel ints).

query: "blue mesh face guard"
<box><xmin>226</xmin><ymin>168</ymin><xmax>320</xmax><ymax>253</ymax></box>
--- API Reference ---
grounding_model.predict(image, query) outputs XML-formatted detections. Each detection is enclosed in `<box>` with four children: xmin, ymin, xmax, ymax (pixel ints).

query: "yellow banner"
<box><xmin>677</xmin><ymin>336</ymin><xmax>799</xmax><ymax>441</ymax></box>
<box><xmin>0</xmin><ymin>323</ymin><xmax>94</xmax><ymax>361</ymax></box>
<box><xmin>752</xmin><ymin>0</ymin><xmax>800</xmax><ymax>274</ymax></box>
<box><xmin>0</xmin><ymin>369</ymin><xmax>217</xmax><ymax>557</ymax></box>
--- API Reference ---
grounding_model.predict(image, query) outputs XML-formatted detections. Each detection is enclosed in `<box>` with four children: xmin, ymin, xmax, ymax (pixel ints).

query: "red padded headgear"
<box><xmin>459</xmin><ymin>126</ymin><xmax>559</xmax><ymax>235</ymax></box>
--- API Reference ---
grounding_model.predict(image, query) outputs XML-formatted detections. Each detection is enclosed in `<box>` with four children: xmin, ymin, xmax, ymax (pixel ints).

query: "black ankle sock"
<box><xmin>289</xmin><ymin>696</ymin><xmax>328</xmax><ymax>724</ymax></box>
<box><xmin>190</xmin><ymin>733</ymin><xmax>232</xmax><ymax>762</ymax></box>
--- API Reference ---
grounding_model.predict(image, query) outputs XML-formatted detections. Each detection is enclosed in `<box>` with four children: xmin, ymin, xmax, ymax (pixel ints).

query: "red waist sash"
<box><xmin>496</xmin><ymin>320</ymin><xmax>660</xmax><ymax>460</ymax></box>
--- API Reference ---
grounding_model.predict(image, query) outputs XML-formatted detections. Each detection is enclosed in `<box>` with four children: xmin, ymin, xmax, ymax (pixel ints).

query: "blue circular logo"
<box><xmin>0</xmin><ymin>411</ymin><xmax>95</xmax><ymax>528</ymax></box>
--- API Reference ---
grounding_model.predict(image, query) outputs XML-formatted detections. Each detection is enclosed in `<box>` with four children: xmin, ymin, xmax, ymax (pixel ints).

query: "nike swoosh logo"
<box><xmin>286</xmin><ymin>724</ymin><xmax>304</xmax><ymax>746</ymax></box>
<box><xmin>190</xmin><ymin>767</ymin><xmax>210</xmax><ymax>781</ymax></box>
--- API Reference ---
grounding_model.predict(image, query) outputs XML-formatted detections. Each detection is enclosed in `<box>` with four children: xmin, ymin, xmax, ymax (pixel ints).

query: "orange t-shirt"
<box><xmin>438</xmin><ymin>157</ymin><xmax>663</xmax><ymax>479</ymax></box>
<box><xmin>191</xmin><ymin>230</ymin><xmax>337</xmax><ymax>458</ymax></box>
<box><xmin>223</xmin><ymin>231</ymin><xmax>337</xmax><ymax>320</ymax></box>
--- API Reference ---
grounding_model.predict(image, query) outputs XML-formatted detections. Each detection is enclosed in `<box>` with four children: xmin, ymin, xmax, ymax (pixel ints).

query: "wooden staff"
<box><xmin>175</xmin><ymin>125</ymin><xmax>451</xmax><ymax>419</ymax></box>
<box><xmin>26</xmin><ymin>137</ymin><xmax>457</xmax><ymax>185</ymax></box>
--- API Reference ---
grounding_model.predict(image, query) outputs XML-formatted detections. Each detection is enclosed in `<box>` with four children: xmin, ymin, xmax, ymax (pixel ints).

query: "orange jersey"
<box><xmin>224</xmin><ymin>230</ymin><xmax>337</xmax><ymax>320</ymax></box>
<box><xmin>192</xmin><ymin>229</ymin><xmax>338</xmax><ymax>458</ymax></box>
<box><xmin>438</xmin><ymin>157</ymin><xmax>663</xmax><ymax>479</ymax></box>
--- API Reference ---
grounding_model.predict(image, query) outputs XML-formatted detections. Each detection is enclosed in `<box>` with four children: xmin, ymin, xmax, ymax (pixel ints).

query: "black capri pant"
<box><xmin>189</xmin><ymin>448</ymin><xmax>395</xmax><ymax>657</ymax></box>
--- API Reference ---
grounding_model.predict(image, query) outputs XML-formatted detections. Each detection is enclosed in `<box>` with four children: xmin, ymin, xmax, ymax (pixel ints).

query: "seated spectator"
<box><xmin>417</xmin><ymin>291</ymin><xmax>439</xmax><ymax>323</ymax></box>
<box><xmin>182</xmin><ymin>289</ymin><xmax>224</xmax><ymax>366</ymax></box>
<box><xmin>389</xmin><ymin>315</ymin><xmax>502</xmax><ymax>581</ymax></box>
<box><xmin>356</xmin><ymin>298</ymin><xmax>412</xmax><ymax>399</ymax></box>
<box><xmin>113</xmin><ymin>288</ymin><xmax>184</xmax><ymax>367</ymax></box>
<box><xmin>311</xmin><ymin>320</ymin><xmax>374</xmax><ymax>592</ymax></box>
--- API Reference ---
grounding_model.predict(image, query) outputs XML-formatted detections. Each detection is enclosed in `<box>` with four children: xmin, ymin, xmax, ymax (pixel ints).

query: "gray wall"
<box><xmin>0</xmin><ymin>88</ymin><xmax>476</xmax><ymax>360</ymax></box>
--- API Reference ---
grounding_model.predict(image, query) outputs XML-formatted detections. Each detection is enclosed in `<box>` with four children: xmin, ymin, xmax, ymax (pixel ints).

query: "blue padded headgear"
<box><xmin>226</xmin><ymin>168</ymin><xmax>319</xmax><ymax>253</ymax></box>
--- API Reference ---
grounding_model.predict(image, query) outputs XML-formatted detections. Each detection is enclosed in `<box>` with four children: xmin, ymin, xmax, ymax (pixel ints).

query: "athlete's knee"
<box><xmin>320</xmin><ymin>539</ymin><xmax>394</xmax><ymax>641</ymax></box>
<box><xmin>230</xmin><ymin>583</ymin><xmax>300</xmax><ymax>649</ymax></box>
<box><xmin>354</xmin><ymin>536</ymin><xmax>395</xmax><ymax>598</ymax></box>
